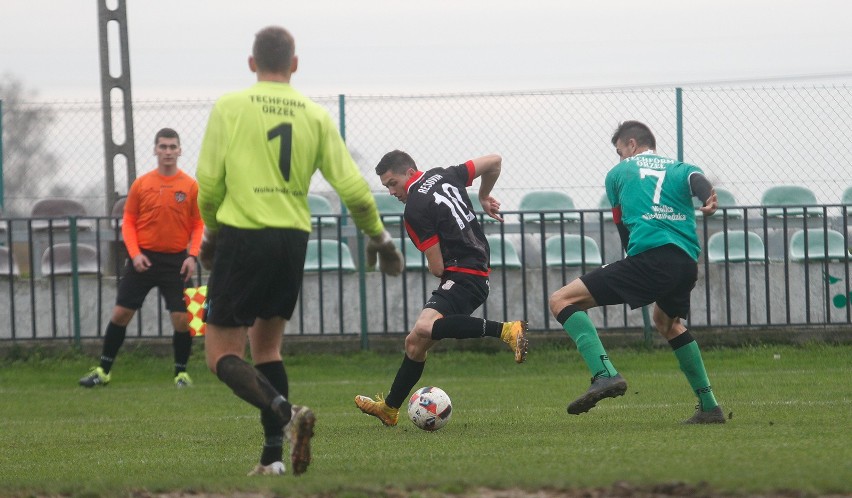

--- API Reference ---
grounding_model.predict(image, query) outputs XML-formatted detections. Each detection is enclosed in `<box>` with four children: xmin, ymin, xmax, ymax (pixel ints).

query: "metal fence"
<box><xmin>2</xmin><ymin>84</ymin><xmax>852</xmax><ymax>342</ymax></box>
<box><xmin>1</xmin><ymin>206</ymin><xmax>850</xmax><ymax>343</ymax></box>
<box><xmin>2</xmin><ymin>85</ymin><xmax>852</xmax><ymax>217</ymax></box>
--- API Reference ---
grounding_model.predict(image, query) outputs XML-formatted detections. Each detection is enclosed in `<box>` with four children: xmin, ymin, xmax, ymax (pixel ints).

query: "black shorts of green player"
<box><xmin>579</xmin><ymin>243</ymin><xmax>697</xmax><ymax>319</ymax></box>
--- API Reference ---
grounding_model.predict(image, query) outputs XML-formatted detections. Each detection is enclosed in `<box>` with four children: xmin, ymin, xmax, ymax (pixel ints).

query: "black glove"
<box><xmin>199</xmin><ymin>229</ymin><xmax>217</xmax><ymax>270</ymax></box>
<box><xmin>366</xmin><ymin>230</ymin><xmax>403</xmax><ymax>276</ymax></box>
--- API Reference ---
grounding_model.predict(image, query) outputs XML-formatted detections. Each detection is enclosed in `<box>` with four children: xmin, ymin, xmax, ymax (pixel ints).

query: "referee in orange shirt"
<box><xmin>79</xmin><ymin>128</ymin><xmax>204</xmax><ymax>388</ymax></box>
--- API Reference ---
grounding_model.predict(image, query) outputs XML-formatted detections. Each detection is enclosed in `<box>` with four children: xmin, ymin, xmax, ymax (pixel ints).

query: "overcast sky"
<box><xmin>2</xmin><ymin>0</ymin><xmax>852</xmax><ymax>101</ymax></box>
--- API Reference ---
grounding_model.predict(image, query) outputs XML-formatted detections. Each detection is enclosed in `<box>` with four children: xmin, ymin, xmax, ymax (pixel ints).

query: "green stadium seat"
<box><xmin>395</xmin><ymin>238</ymin><xmax>428</xmax><ymax>270</ymax></box>
<box><xmin>789</xmin><ymin>229</ymin><xmax>850</xmax><ymax>262</ymax></box>
<box><xmin>486</xmin><ymin>235</ymin><xmax>522</xmax><ymax>269</ymax></box>
<box><xmin>41</xmin><ymin>243</ymin><xmax>100</xmax><ymax>276</ymax></box>
<box><xmin>843</xmin><ymin>188</ymin><xmax>852</xmax><ymax>226</ymax></box>
<box><xmin>519</xmin><ymin>191</ymin><xmax>580</xmax><ymax>223</ymax></box>
<box><xmin>468</xmin><ymin>187</ymin><xmax>499</xmax><ymax>224</ymax></box>
<box><xmin>304</xmin><ymin>239</ymin><xmax>357</xmax><ymax>272</ymax></box>
<box><xmin>706</xmin><ymin>230</ymin><xmax>766</xmax><ymax>263</ymax></box>
<box><xmin>307</xmin><ymin>194</ymin><xmax>336</xmax><ymax>226</ymax></box>
<box><xmin>0</xmin><ymin>246</ymin><xmax>20</xmax><ymax>277</ymax></box>
<box><xmin>694</xmin><ymin>187</ymin><xmax>743</xmax><ymax>218</ymax></box>
<box><xmin>760</xmin><ymin>185</ymin><xmax>819</xmax><ymax>218</ymax></box>
<box><xmin>31</xmin><ymin>198</ymin><xmax>95</xmax><ymax>231</ymax></box>
<box><xmin>374</xmin><ymin>193</ymin><xmax>404</xmax><ymax>225</ymax></box>
<box><xmin>544</xmin><ymin>234</ymin><xmax>602</xmax><ymax>267</ymax></box>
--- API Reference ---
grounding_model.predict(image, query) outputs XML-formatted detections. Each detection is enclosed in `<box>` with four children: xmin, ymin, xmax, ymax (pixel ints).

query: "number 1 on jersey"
<box><xmin>268</xmin><ymin>123</ymin><xmax>293</xmax><ymax>181</ymax></box>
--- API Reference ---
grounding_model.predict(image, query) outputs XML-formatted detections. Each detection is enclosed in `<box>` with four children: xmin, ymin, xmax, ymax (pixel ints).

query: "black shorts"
<box><xmin>580</xmin><ymin>244</ymin><xmax>697</xmax><ymax>319</ymax></box>
<box><xmin>116</xmin><ymin>249</ymin><xmax>188</xmax><ymax>312</ymax></box>
<box><xmin>424</xmin><ymin>271</ymin><xmax>489</xmax><ymax>316</ymax></box>
<box><xmin>205</xmin><ymin>225</ymin><xmax>309</xmax><ymax>327</ymax></box>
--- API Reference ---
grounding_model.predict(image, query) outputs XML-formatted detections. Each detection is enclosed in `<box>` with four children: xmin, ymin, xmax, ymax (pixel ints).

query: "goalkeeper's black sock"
<box><xmin>385</xmin><ymin>354</ymin><xmax>425</xmax><ymax>409</ymax></box>
<box><xmin>260</xmin><ymin>435</ymin><xmax>284</xmax><ymax>466</ymax></box>
<box><xmin>256</xmin><ymin>360</ymin><xmax>289</xmax><ymax>459</ymax></box>
<box><xmin>172</xmin><ymin>330</ymin><xmax>193</xmax><ymax>376</ymax></box>
<box><xmin>216</xmin><ymin>355</ymin><xmax>292</xmax><ymax>424</ymax></box>
<box><xmin>99</xmin><ymin>321</ymin><xmax>127</xmax><ymax>374</ymax></box>
<box><xmin>255</xmin><ymin>360</ymin><xmax>289</xmax><ymax>399</ymax></box>
<box><xmin>431</xmin><ymin>315</ymin><xmax>502</xmax><ymax>340</ymax></box>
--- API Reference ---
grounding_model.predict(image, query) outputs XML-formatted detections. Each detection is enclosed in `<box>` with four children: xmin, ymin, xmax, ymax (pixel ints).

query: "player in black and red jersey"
<box><xmin>354</xmin><ymin>150</ymin><xmax>528</xmax><ymax>426</ymax></box>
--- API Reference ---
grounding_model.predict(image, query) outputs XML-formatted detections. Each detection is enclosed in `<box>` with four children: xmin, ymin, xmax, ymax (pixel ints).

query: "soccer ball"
<box><xmin>407</xmin><ymin>386</ymin><xmax>452</xmax><ymax>431</ymax></box>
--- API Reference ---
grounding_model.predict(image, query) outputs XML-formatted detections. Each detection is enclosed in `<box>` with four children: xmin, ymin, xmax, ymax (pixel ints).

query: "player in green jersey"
<box><xmin>196</xmin><ymin>26</ymin><xmax>403</xmax><ymax>477</ymax></box>
<box><xmin>549</xmin><ymin>120</ymin><xmax>726</xmax><ymax>424</ymax></box>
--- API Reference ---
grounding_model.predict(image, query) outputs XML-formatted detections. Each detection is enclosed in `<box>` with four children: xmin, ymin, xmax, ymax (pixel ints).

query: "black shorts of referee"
<box><xmin>116</xmin><ymin>249</ymin><xmax>190</xmax><ymax>312</ymax></box>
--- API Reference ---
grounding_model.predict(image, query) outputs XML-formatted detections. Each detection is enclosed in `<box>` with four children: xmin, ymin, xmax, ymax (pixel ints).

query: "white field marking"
<box><xmin>425</xmin><ymin>397</ymin><xmax>852</xmax><ymax>414</ymax></box>
<box><xmin>0</xmin><ymin>413</ymin><xmax>260</xmax><ymax>427</ymax></box>
<box><xmin>602</xmin><ymin>398</ymin><xmax>852</xmax><ymax>410</ymax></box>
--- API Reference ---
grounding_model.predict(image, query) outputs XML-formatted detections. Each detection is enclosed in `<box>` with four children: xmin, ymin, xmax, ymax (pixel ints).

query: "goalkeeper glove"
<box><xmin>199</xmin><ymin>229</ymin><xmax>217</xmax><ymax>270</ymax></box>
<box><xmin>366</xmin><ymin>230</ymin><xmax>403</xmax><ymax>276</ymax></box>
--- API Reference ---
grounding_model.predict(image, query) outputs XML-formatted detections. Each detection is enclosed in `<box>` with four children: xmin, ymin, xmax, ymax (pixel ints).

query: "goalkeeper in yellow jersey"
<box><xmin>196</xmin><ymin>26</ymin><xmax>402</xmax><ymax>477</ymax></box>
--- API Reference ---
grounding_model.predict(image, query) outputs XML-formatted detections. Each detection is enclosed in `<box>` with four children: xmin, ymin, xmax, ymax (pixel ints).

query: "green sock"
<box><xmin>670</xmin><ymin>333</ymin><xmax>718</xmax><ymax>411</ymax></box>
<box><xmin>563</xmin><ymin>311</ymin><xmax>617</xmax><ymax>378</ymax></box>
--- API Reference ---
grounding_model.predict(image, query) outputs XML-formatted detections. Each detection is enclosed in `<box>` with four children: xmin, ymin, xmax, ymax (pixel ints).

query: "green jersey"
<box><xmin>197</xmin><ymin>81</ymin><xmax>383</xmax><ymax>236</ymax></box>
<box><xmin>605</xmin><ymin>151</ymin><xmax>703</xmax><ymax>260</ymax></box>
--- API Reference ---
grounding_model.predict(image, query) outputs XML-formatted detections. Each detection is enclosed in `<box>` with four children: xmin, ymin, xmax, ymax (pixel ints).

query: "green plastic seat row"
<box><xmin>691</xmin><ymin>187</ymin><xmax>743</xmax><ymax>218</ymax></box>
<box><xmin>378</xmin><ymin>185</ymin><xmax>849</xmax><ymax>228</ymax></box>
<box><xmin>519</xmin><ymin>191</ymin><xmax>580</xmax><ymax>223</ymax></box>
<box><xmin>707</xmin><ymin>229</ymin><xmax>850</xmax><ymax>263</ymax></box>
<box><xmin>544</xmin><ymin>235</ymin><xmax>602</xmax><ymax>267</ymax></box>
<box><xmin>789</xmin><ymin>229</ymin><xmax>850</xmax><ymax>262</ymax></box>
<box><xmin>304</xmin><ymin>239</ymin><xmax>356</xmax><ymax>272</ymax></box>
<box><xmin>706</xmin><ymin>231</ymin><xmax>766</xmax><ymax>263</ymax></box>
<box><xmin>307</xmin><ymin>194</ymin><xmax>337</xmax><ymax>227</ymax></box>
<box><xmin>760</xmin><ymin>185</ymin><xmax>820</xmax><ymax>218</ymax></box>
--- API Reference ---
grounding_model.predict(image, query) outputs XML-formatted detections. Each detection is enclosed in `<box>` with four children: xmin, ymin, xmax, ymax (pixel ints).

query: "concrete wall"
<box><xmin>2</xmin><ymin>212</ymin><xmax>850</xmax><ymax>341</ymax></box>
<box><xmin>2</xmin><ymin>259</ymin><xmax>850</xmax><ymax>341</ymax></box>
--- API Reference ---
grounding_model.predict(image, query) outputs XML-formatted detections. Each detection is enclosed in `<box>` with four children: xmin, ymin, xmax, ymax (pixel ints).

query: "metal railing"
<box><xmin>1</xmin><ymin>206</ymin><xmax>850</xmax><ymax>343</ymax></box>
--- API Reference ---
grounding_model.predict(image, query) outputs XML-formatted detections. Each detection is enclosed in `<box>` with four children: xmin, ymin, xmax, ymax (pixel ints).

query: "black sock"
<box><xmin>260</xmin><ymin>435</ymin><xmax>284</xmax><ymax>466</ymax></box>
<box><xmin>431</xmin><ymin>315</ymin><xmax>502</xmax><ymax>340</ymax></box>
<box><xmin>172</xmin><ymin>331</ymin><xmax>193</xmax><ymax>376</ymax></box>
<box><xmin>215</xmin><ymin>355</ymin><xmax>292</xmax><ymax>424</ymax></box>
<box><xmin>255</xmin><ymin>361</ymin><xmax>289</xmax><ymax>398</ymax></box>
<box><xmin>256</xmin><ymin>360</ymin><xmax>289</xmax><ymax>452</ymax></box>
<box><xmin>385</xmin><ymin>354</ymin><xmax>425</xmax><ymax>409</ymax></box>
<box><xmin>99</xmin><ymin>321</ymin><xmax>127</xmax><ymax>374</ymax></box>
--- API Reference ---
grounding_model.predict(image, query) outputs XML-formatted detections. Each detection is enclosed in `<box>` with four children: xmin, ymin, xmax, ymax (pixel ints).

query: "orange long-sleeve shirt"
<box><xmin>122</xmin><ymin>169</ymin><xmax>204</xmax><ymax>259</ymax></box>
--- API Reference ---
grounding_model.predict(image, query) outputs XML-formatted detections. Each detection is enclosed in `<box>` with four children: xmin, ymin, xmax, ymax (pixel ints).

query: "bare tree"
<box><xmin>0</xmin><ymin>73</ymin><xmax>63</xmax><ymax>216</ymax></box>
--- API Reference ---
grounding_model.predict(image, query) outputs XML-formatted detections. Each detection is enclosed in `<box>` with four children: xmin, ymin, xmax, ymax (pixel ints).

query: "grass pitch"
<box><xmin>0</xmin><ymin>342</ymin><xmax>850</xmax><ymax>497</ymax></box>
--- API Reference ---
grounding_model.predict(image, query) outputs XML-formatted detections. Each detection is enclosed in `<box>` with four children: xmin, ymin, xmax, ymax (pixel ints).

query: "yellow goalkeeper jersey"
<box><xmin>197</xmin><ymin>81</ymin><xmax>383</xmax><ymax>236</ymax></box>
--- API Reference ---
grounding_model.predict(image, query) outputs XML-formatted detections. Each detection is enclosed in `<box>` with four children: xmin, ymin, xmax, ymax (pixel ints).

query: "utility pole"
<box><xmin>97</xmin><ymin>0</ymin><xmax>136</xmax><ymax>214</ymax></box>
